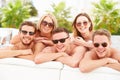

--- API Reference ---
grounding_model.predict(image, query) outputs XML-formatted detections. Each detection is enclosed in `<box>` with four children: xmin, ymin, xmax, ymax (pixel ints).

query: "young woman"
<box><xmin>72</xmin><ymin>13</ymin><xmax>94</xmax><ymax>49</ymax></box>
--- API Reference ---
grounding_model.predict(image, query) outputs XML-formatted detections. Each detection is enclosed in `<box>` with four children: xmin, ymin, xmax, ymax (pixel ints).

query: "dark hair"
<box><xmin>52</xmin><ymin>27</ymin><xmax>69</xmax><ymax>36</ymax></box>
<box><xmin>72</xmin><ymin>13</ymin><xmax>93</xmax><ymax>38</ymax></box>
<box><xmin>19</xmin><ymin>21</ymin><xmax>37</xmax><ymax>33</ymax></box>
<box><xmin>92</xmin><ymin>29</ymin><xmax>111</xmax><ymax>41</ymax></box>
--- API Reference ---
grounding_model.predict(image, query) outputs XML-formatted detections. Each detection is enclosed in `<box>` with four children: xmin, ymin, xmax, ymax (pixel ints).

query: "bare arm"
<box><xmin>73</xmin><ymin>37</ymin><xmax>93</xmax><ymax>49</ymax></box>
<box><xmin>79</xmin><ymin>51</ymin><xmax>119</xmax><ymax>73</ymax></box>
<box><xmin>104</xmin><ymin>49</ymin><xmax>120</xmax><ymax>71</ymax></box>
<box><xmin>0</xmin><ymin>49</ymin><xmax>33</xmax><ymax>58</ymax></box>
<box><xmin>35</xmin><ymin>37</ymin><xmax>53</xmax><ymax>46</ymax></box>
<box><xmin>56</xmin><ymin>46</ymin><xmax>86</xmax><ymax>68</ymax></box>
<box><xmin>34</xmin><ymin>47</ymin><xmax>66</xmax><ymax>64</ymax></box>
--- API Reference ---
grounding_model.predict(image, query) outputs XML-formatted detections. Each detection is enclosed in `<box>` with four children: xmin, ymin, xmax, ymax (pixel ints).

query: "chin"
<box><xmin>57</xmin><ymin>48</ymin><xmax>65</xmax><ymax>52</ymax></box>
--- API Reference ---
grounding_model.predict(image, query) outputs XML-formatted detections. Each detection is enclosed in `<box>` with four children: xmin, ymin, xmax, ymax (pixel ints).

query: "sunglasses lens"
<box><xmin>83</xmin><ymin>21</ymin><xmax>88</xmax><ymax>26</ymax></box>
<box><xmin>42</xmin><ymin>21</ymin><xmax>54</xmax><ymax>28</ymax></box>
<box><xmin>48</xmin><ymin>23</ymin><xmax>54</xmax><ymax>28</ymax></box>
<box><xmin>102</xmin><ymin>42</ymin><xmax>107</xmax><ymax>47</ymax></box>
<box><xmin>42</xmin><ymin>21</ymin><xmax>47</xmax><ymax>26</ymax></box>
<box><xmin>21</xmin><ymin>30</ymin><xmax>35</xmax><ymax>36</ymax></box>
<box><xmin>94</xmin><ymin>42</ymin><xmax>108</xmax><ymax>47</ymax></box>
<box><xmin>94</xmin><ymin>43</ymin><xmax>99</xmax><ymax>47</ymax></box>
<box><xmin>76</xmin><ymin>23</ymin><xmax>81</xmax><ymax>26</ymax></box>
<box><xmin>52</xmin><ymin>40</ymin><xmax>58</xmax><ymax>44</ymax></box>
<box><xmin>21</xmin><ymin>30</ymin><xmax>27</xmax><ymax>35</ymax></box>
<box><xmin>29</xmin><ymin>32</ymin><xmax>35</xmax><ymax>35</ymax></box>
<box><xmin>76</xmin><ymin>21</ymin><xmax>88</xmax><ymax>26</ymax></box>
<box><xmin>59</xmin><ymin>39</ymin><xmax>65</xmax><ymax>43</ymax></box>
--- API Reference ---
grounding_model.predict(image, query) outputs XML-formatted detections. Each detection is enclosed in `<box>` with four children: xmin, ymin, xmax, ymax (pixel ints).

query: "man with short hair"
<box><xmin>35</xmin><ymin>27</ymin><xmax>86</xmax><ymax>68</ymax></box>
<box><xmin>0</xmin><ymin>21</ymin><xmax>37</xmax><ymax>60</ymax></box>
<box><xmin>79</xmin><ymin>29</ymin><xmax>120</xmax><ymax>72</ymax></box>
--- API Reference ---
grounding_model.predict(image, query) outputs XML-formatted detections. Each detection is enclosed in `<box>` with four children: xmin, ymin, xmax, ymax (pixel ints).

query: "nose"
<box><xmin>25</xmin><ymin>33</ymin><xmax>30</xmax><ymax>36</ymax></box>
<box><xmin>98</xmin><ymin>44</ymin><xmax>103</xmax><ymax>48</ymax></box>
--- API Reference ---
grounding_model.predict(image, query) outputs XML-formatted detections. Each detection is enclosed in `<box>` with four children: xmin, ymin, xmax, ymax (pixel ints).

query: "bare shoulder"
<box><xmin>84</xmin><ymin>49</ymin><xmax>97</xmax><ymax>59</ymax></box>
<box><xmin>10</xmin><ymin>34</ymin><xmax>20</xmax><ymax>44</ymax></box>
<box><xmin>111</xmin><ymin>48</ymin><xmax>120</xmax><ymax>59</ymax></box>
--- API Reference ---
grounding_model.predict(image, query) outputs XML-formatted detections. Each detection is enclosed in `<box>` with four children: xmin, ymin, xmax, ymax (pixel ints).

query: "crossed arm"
<box><xmin>55</xmin><ymin>46</ymin><xmax>86</xmax><ymax>68</ymax></box>
<box><xmin>34</xmin><ymin>46</ymin><xmax>68</xmax><ymax>64</ymax></box>
<box><xmin>0</xmin><ymin>49</ymin><xmax>33</xmax><ymax>58</ymax></box>
<box><xmin>79</xmin><ymin>50</ymin><xmax>120</xmax><ymax>73</ymax></box>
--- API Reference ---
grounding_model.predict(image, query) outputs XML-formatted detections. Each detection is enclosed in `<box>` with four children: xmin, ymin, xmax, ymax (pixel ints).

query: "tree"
<box><xmin>47</xmin><ymin>1</ymin><xmax>72</xmax><ymax>32</ymax></box>
<box><xmin>0</xmin><ymin>0</ymin><xmax>31</xmax><ymax>28</ymax></box>
<box><xmin>92</xmin><ymin>0</ymin><xmax>120</xmax><ymax>35</ymax></box>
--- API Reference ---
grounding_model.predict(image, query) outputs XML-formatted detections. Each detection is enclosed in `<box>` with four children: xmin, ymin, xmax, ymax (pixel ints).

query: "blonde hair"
<box><xmin>37</xmin><ymin>13</ymin><xmax>58</xmax><ymax>31</ymax></box>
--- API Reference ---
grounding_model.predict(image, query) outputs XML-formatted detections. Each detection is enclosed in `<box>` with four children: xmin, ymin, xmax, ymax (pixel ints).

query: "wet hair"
<box><xmin>72</xmin><ymin>13</ymin><xmax>93</xmax><ymax>38</ymax></box>
<box><xmin>52</xmin><ymin>27</ymin><xmax>69</xmax><ymax>37</ymax></box>
<box><xmin>19</xmin><ymin>21</ymin><xmax>37</xmax><ymax>34</ymax></box>
<box><xmin>92</xmin><ymin>29</ymin><xmax>111</xmax><ymax>41</ymax></box>
<box><xmin>37</xmin><ymin>13</ymin><xmax>58</xmax><ymax>31</ymax></box>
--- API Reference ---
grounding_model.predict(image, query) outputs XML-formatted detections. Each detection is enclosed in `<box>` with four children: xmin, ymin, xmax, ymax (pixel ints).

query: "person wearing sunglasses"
<box><xmin>72</xmin><ymin>13</ymin><xmax>94</xmax><ymax>50</ymax></box>
<box><xmin>33</xmin><ymin>13</ymin><xmax>58</xmax><ymax>57</ymax></box>
<box><xmin>34</xmin><ymin>27</ymin><xmax>86</xmax><ymax>68</ymax></box>
<box><xmin>0</xmin><ymin>21</ymin><xmax>37</xmax><ymax>59</ymax></box>
<box><xmin>10</xmin><ymin>13</ymin><xmax>58</xmax><ymax>58</ymax></box>
<box><xmin>79</xmin><ymin>29</ymin><xmax>120</xmax><ymax>72</ymax></box>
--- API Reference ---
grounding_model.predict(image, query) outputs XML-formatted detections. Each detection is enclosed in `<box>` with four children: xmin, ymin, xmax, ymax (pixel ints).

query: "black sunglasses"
<box><xmin>94</xmin><ymin>42</ymin><xmax>108</xmax><ymax>48</ymax></box>
<box><xmin>76</xmin><ymin>21</ymin><xmax>88</xmax><ymax>27</ymax></box>
<box><xmin>52</xmin><ymin>36</ymin><xmax>69</xmax><ymax>44</ymax></box>
<box><xmin>21</xmin><ymin>30</ymin><xmax>35</xmax><ymax>36</ymax></box>
<box><xmin>41</xmin><ymin>21</ymin><xmax>54</xmax><ymax>28</ymax></box>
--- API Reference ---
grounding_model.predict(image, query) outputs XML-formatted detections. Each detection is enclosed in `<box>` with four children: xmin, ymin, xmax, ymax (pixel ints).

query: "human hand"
<box><xmin>107</xmin><ymin>58</ymin><xmax>119</xmax><ymax>64</ymax></box>
<box><xmin>21</xmin><ymin>49</ymin><xmax>33</xmax><ymax>55</ymax></box>
<box><xmin>34</xmin><ymin>37</ymin><xmax>48</xmax><ymax>42</ymax></box>
<box><xmin>59</xmin><ymin>52</ymin><xmax>69</xmax><ymax>57</ymax></box>
<box><xmin>73</xmin><ymin>37</ymin><xmax>85</xmax><ymax>45</ymax></box>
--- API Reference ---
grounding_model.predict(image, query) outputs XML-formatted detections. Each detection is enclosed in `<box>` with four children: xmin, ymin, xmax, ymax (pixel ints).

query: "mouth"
<box><xmin>96</xmin><ymin>49</ymin><xmax>106</xmax><ymax>57</ymax></box>
<box><xmin>56</xmin><ymin>45</ymin><xmax>65</xmax><ymax>52</ymax></box>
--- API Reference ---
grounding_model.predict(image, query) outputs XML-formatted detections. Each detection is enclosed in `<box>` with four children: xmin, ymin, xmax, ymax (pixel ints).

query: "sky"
<box><xmin>32</xmin><ymin>0</ymin><xmax>120</xmax><ymax>20</ymax></box>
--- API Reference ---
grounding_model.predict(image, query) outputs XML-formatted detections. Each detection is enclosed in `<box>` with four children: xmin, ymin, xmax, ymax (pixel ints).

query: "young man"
<box><xmin>79</xmin><ymin>29</ymin><xmax>120</xmax><ymax>72</ymax></box>
<box><xmin>34</xmin><ymin>27</ymin><xmax>86</xmax><ymax>68</ymax></box>
<box><xmin>0</xmin><ymin>21</ymin><xmax>37</xmax><ymax>60</ymax></box>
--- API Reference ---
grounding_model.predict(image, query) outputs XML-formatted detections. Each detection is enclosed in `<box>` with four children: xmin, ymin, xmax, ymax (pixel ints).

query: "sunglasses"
<box><xmin>41</xmin><ymin>21</ymin><xmax>54</xmax><ymax>28</ymax></box>
<box><xmin>21</xmin><ymin>30</ymin><xmax>35</xmax><ymax>36</ymax></box>
<box><xmin>76</xmin><ymin>21</ymin><xmax>88</xmax><ymax>27</ymax></box>
<box><xmin>94</xmin><ymin>42</ymin><xmax>108</xmax><ymax>48</ymax></box>
<box><xmin>52</xmin><ymin>36</ymin><xmax>69</xmax><ymax>44</ymax></box>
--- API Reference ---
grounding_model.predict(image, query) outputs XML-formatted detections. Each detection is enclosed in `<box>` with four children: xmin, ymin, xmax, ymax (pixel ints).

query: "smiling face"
<box><xmin>76</xmin><ymin>16</ymin><xmax>91</xmax><ymax>36</ymax></box>
<box><xmin>93</xmin><ymin>35</ymin><xmax>111</xmax><ymax>58</ymax></box>
<box><xmin>40</xmin><ymin>16</ymin><xmax>54</xmax><ymax>34</ymax></box>
<box><xmin>19</xmin><ymin>25</ymin><xmax>36</xmax><ymax>45</ymax></box>
<box><xmin>52</xmin><ymin>32</ymin><xmax>70</xmax><ymax>52</ymax></box>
